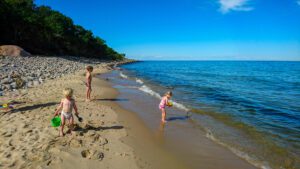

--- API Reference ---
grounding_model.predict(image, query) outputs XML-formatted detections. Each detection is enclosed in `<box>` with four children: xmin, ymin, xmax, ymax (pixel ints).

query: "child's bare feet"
<box><xmin>59</xmin><ymin>131</ymin><xmax>65</xmax><ymax>137</ymax></box>
<box><xmin>161</xmin><ymin>120</ymin><xmax>167</xmax><ymax>123</ymax></box>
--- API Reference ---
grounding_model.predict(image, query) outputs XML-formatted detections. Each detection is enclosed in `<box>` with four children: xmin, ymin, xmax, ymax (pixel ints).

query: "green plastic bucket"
<box><xmin>51</xmin><ymin>116</ymin><xmax>61</xmax><ymax>127</ymax></box>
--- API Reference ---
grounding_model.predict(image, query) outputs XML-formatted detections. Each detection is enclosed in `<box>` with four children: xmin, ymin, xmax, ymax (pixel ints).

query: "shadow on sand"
<box><xmin>74</xmin><ymin>124</ymin><xmax>124</xmax><ymax>133</ymax></box>
<box><xmin>95</xmin><ymin>98</ymin><xmax>129</xmax><ymax>102</ymax></box>
<box><xmin>166</xmin><ymin>115</ymin><xmax>191</xmax><ymax>122</ymax></box>
<box><xmin>4</xmin><ymin>102</ymin><xmax>57</xmax><ymax>114</ymax></box>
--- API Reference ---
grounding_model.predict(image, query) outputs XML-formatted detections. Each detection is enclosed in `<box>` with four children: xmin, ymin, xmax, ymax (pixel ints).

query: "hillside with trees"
<box><xmin>0</xmin><ymin>0</ymin><xmax>125</xmax><ymax>60</ymax></box>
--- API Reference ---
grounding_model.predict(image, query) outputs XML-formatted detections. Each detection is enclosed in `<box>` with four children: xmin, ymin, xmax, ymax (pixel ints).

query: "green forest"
<box><xmin>0</xmin><ymin>0</ymin><xmax>125</xmax><ymax>60</ymax></box>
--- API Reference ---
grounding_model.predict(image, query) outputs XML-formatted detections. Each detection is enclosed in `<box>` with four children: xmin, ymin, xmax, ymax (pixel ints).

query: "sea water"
<box><xmin>115</xmin><ymin>61</ymin><xmax>300</xmax><ymax>169</ymax></box>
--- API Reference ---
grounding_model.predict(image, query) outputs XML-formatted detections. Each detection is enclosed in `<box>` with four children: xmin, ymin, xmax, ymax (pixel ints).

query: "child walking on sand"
<box><xmin>86</xmin><ymin>66</ymin><xmax>93</xmax><ymax>101</ymax></box>
<box><xmin>54</xmin><ymin>88</ymin><xmax>80</xmax><ymax>136</ymax></box>
<box><xmin>159</xmin><ymin>91</ymin><xmax>172</xmax><ymax>123</ymax></box>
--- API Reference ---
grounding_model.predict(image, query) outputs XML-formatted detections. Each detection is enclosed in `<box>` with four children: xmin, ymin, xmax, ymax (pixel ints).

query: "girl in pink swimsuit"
<box><xmin>159</xmin><ymin>91</ymin><xmax>172</xmax><ymax>123</ymax></box>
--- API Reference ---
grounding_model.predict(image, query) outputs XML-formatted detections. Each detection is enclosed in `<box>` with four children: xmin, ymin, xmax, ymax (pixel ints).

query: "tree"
<box><xmin>0</xmin><ymin>0</ymin><xmax>125</xmax><ymax>60</ymax></box>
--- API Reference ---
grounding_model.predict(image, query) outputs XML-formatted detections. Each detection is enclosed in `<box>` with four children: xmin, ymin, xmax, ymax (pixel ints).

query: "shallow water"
<box><xmin>108</xmin><ymin>61</ymin><xmax>300</xmax><ymax>169</ymax></box>
<box><xmin>102</xmin><ymin>71</ymin><xmax>256</xmax><ymax>169</ymax></box>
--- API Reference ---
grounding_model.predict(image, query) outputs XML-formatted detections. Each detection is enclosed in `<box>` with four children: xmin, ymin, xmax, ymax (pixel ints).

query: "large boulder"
<box><xmin>0</xmin><ymin>45</ymin><xmax>31</xmax><ymax>57</ymax></box>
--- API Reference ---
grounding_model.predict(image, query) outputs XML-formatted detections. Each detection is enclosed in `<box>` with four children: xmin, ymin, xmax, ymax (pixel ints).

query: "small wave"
<box><xmin>136</xmin><ymin>78</ymin><xmax>144</xmax><ymax>84</ymax></box>
<box><xmin>139</xmin><ymin>85</ymin><xmax>161</xmax><ymax>99</ymax></box>
<box><xmin>205</xmin><ymin>129</ymin><xmax>271</xmax><ymax>169</ymax></box>
<box><xmin>172</xmin><ymin>101</ymin><xmax>189</xmax><ymax>111</ymax></box>
<box><xmin>138</xmin><ymin>85</ymin><xmax>189</xmax><ymax>111</ymax></box>
<box><xmin>120</xmin><ymin>72</ymin><xmax>128</xmax><ymax>79</ymax></box>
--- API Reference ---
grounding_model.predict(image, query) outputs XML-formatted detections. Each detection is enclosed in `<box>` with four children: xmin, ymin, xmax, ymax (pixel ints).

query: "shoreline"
<box><xmin>96</xmin><ymin>72</ymin><xmax>190</xmax><ymax>169</ymax></box>
<box><xmin>104</xmin><ymin>69</ymin><xmax>259</xmax><ymax>169</ymax></box>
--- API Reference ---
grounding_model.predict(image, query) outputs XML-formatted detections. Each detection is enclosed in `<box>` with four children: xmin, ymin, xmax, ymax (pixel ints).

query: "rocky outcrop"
<box><xmin>0</xmin><ymin>45</ymin><xmax>31</xmax><ymax>57</ymax></box>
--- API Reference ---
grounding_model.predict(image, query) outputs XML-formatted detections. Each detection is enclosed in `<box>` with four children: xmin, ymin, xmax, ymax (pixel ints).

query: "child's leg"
<box><xmin>70</xmin><ymin>115</ymin><xmax>74</xmax><ymax>131</ymax></box>
<box><xmin>161</xmin><ymin>108</ymin><xmax>167</xmax><ymax>122</ymax></box>
<box><xmin>66</xmin><ymin>116</ymin><xmax>74</xmax><ymax>134</ymax></box>
<box><xmin>88</xmin><ymin>87</ymin><xmax>92</xmax><ymax>100</ymax></box>
<box><xmin>60</xmin><ymin>114</ymin><xmax>65</xmax><ymax>136</ymax></box>
<box><xmin>86</xmin><ymin>87</ymin><xmax>89</xmax><ymax>100</ymax></box>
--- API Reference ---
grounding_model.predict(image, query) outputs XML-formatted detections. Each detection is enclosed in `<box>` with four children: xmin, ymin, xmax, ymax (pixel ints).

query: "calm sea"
<box><xmin>119</xmin><ymin>61</ymin><xmax>300</xmax><ymax>169</ymax></box>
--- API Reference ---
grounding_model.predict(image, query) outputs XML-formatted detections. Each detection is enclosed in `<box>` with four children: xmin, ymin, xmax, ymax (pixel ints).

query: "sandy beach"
<box><xmin>0</xmin><ymin>60</ymin><xmax>191</xmax><ymax>169</ymax></box>
<box><xmin>0</xmin><ymin>63</ymin><xmax>136</xmax><ymax>169</ymax></box>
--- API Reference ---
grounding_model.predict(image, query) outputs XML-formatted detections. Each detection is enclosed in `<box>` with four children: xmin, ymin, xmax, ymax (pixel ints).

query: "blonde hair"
<box><xmin>63</xmin><ymin>88</ymin><xmax>73</xmax><ymax>98</ymax></box>
<box><xmin>164</xmin><ymin>91</ymin><xmax>172</xmax><ymax>96</ymax></box>
<box><xmin>86</xmin><ymin>65</ymin><xmax>93</xmax><ymax>72</ymax></box>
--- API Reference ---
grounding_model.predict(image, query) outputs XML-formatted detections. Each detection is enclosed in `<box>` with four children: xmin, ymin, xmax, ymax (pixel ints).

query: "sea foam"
<box><xmin>138</xmin><ymin>85</ymin><xmax>189</xmax><ymax>111</ymax></box>
<box><xmin>135</xmin><ymin>78</ymin><xmax>144</xmax><ymax>84</ymax></box>
<box><xmin>119</xmin><ymin>72</ymin><xmax>128</xmax><ymax>79</ymax></box>
<box><xmin>139</xmin><ymin>85</ymin><xmax>161</xmax><ymax>99</ymax></box>
<box><xmin>204</xmin><ymin>128</ymin><xmax>271</xmax><ymax>169</ymax></box>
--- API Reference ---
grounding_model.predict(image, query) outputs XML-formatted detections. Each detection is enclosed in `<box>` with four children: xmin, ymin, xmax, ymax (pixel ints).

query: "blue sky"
<box><xmin>35</xmin><ymin>0</ymin><xmax>300</xmax><ymax>60</ymax></box>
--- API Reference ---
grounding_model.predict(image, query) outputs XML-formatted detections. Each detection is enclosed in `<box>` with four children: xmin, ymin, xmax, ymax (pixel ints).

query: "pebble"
<box><xmin>0</xmin><ymin>55</ymin><xmax>102</xmax><ymax>92</ymax></box>
<box><xmin>33</xmin><ymin>81</ymin><xmax>39</xmax><ymax>86</ymax></box>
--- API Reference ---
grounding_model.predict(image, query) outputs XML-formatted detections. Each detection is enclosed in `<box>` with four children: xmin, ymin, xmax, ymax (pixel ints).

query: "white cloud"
<box><xmin>219</xmin><ymin>0</ymin><xmax>253</xmax><ymax>14</ymax></box>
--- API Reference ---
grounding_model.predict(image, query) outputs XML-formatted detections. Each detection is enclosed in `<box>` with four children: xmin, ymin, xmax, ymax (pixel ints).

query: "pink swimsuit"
<box><xmin>159</xmin><ymin>97</ymin><xmax>167</xmax><ymax>109</ymax></box>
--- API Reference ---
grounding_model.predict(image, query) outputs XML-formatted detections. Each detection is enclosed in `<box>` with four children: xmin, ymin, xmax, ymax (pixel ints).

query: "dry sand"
<box><xmin>0</xmin><ymin>63</ymin><xmax>139</xmax><ymax>169</ymax></box>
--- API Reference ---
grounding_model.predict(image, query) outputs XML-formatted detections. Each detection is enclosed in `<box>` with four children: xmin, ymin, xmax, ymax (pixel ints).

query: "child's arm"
<box><xmin>73</xmin><ymin>101</ymin><xmax>79</xmax><ymax>116</ymax></box>
<box><xmin>166</xmin><ymin>98</ymin><xmax>173</xmax><ymax>107</ymax></box>
<box><xmin>86</xmin><ymin>73</ymin><xmax>91</xmax><ymax>87</ymax></box>
<box><xmin>166</xmin><ymin>98</ymin><xmax>170</xmax><ymax>106</ymax></box>
<box><xmin>73</xmin><ymin>101</ymin><xmax>82</xmax><ymax>122</ymax></box>
<box><xmin>54</xmin><ymin>100</ymin><xmax>63</xmax><ymax>117</ymax></box>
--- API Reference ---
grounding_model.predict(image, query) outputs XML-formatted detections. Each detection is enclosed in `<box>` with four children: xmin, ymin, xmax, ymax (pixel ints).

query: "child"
<box><xmin>54</xmin><ymin>88</ymin><xmax>79</xmax><ymax>136</ymax></box>
<box><xmin>159</xmin><ymin>91</ymin><xmax>172</xmax><ymax>123</ymax></box>
<box><xmin>86</xmin><ymin>66</ymin><xmax>93</xmax><ymax>101</ymax></box>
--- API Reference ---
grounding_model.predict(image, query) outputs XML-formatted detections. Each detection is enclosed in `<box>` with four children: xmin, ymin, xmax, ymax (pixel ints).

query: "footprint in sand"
<box><xmin>81</xmin><ymin>149</ymin><xmax>104</xmax><ymax>160</ymax></box>
<box><xmin>6</xmin><ymin>139</ymin><xmax>13</xmax><ymax>147</ymax></box>
<box><xmin>2</xmin><ymin>131</ymin><xmax>13</xmax><ymax>137</ymax></box>
<box><xmin>69</xmin><ymin>139</ymin><xmax>83</xmax><ymax>148</ymax></box>
<box><xmin>21</xmin><ymin>123</ymin><xmax>29</xmax><ymax>128</ymax></box>
<box><xmin>81</xmin><ymin>149</ymin><xmax>90</xmax><ymax>158</ymax></box>
<box><xmin>85</xmin><ymin>132</ymin><xmax>108</xmax><ymax>146</ymax></box>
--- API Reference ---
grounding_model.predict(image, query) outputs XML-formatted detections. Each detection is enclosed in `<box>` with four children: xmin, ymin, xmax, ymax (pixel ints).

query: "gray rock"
<box><xmin>33</xmin><ymin>81</ymin><xmax>39</xmax><ymax>86</ymax></box>
<box><xmin>1</xmin><ymin>78</ymin><xmax>11</xmax><ymax>84</ymax></box>
<box><xmin>10</xmin><ymin>82</ymin><xmax>17</xmax><ymax>89</ymax></box>
<box><xmin>27</xmin><ymin>81</ymin><xmax>33</xmax><ymax>88</ymax></box>
<box><xmin>27</xmin><ymin>76</ymin><xmax>34</xmax><ymax>81</ymax></box>
<box><xmin>4</xmin><ymin>84</ymin><xmax>11</xmax><ymax>90</ymax></box>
